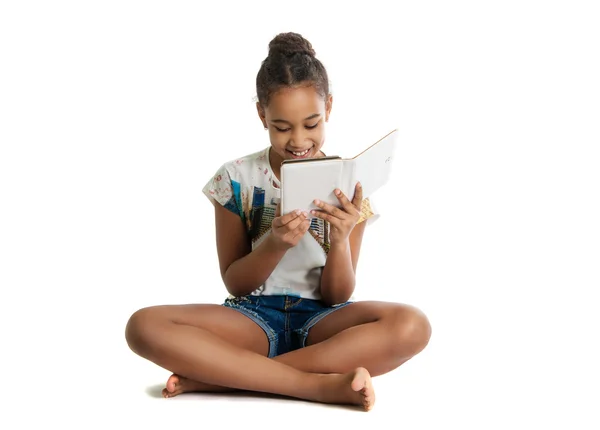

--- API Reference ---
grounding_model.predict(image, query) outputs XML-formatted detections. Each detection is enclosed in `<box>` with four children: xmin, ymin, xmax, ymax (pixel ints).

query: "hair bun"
<box><xmin>268</xmin><ymin>32</ymin><xmax>316</xmax><ymax>58</ymax></box>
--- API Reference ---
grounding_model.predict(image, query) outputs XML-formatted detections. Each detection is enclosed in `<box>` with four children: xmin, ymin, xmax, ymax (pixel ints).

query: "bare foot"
<box><xmin>162</xmin><ymin>368</ymin><xmax>375</xmax><ymax>411</ymax></box>
<box><xmin>318</xmin><ymin>367</ymin><xmax>376</xmax><ymax>411</ymax></box>
<box><xmin>161</xmin><ymin>374</ymin><xmax>235</xmax><ymax>398</ymax></box>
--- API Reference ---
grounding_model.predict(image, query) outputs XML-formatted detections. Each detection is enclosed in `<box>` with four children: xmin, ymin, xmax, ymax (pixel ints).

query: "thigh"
<box><xmin>132</xmin><ymin>303</ymin><xmax>269</xmax><ymax>356</ymax></box>
<box><xmin>305</xmin><ymin>301</ymin><xmax>415</xmax><ymax>346</ymax></box>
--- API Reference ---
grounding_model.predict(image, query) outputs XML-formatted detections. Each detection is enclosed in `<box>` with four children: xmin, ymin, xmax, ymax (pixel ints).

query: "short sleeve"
<box><xmin>202</xmin><ymin>164</ymin><xmax>243</xmax><ymax>218</ymax></box>
<box><xmin>357</xmin><ymin>197</ymin><xmax>380</xmax><ymax>225</ymax></box>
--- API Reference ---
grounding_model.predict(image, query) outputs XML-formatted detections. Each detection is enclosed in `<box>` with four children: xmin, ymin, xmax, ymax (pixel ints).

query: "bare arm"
<box><xmin>212</xmin><ymin>200</ymin><xmax>309</xmax><ymax>297</ymax></box>
<box><xmin>311</xmin><ymin>184</ymin><xmax>367</xmax><ymax>306</ymax></box>
<box><xmin>320</xmin><ymin>220</ymin><xmax>366</xmax><ymax>305</ymax></box>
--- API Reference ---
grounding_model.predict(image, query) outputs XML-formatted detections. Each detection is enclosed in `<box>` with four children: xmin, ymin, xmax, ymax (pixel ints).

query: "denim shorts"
<box><xmin>222</xmin><ymin>294</ymin><xmax>352</xmax><ymax>358</ymax></box>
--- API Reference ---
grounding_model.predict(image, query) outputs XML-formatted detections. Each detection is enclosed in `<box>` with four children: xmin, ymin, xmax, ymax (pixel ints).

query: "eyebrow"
<box><xmin>271</xmin><ymin>113</ymin><xmax>321</xmax><ymax>124</ymax></box>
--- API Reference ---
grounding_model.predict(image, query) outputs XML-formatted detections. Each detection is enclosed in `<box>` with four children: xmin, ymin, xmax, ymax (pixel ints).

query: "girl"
<box><xmin>125</xmin><ymin>32</ymin><xmax>431</xmax><ymax>412</ymax></box>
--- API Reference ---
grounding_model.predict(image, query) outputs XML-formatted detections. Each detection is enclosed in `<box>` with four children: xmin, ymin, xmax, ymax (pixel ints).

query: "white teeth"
<box><xmin>291</xmin><ymin>149</ymin><xmax>309</xmax><ymax>156</ymax></box>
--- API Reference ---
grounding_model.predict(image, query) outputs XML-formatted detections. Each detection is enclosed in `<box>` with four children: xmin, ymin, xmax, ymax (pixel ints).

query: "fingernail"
<box><xmin>303</xmin><ymin>211</ymin><xmax>309</xmax><ymax>217</ymax></box>
<box><xmin>314</xmin><ymin>199</ymin><xmax>320</xmax><ymax>204</ymax></box>
<box><xmin>335</xmin><ymin>189</ymin><xmax>341</xmax><ymax>195</ymax></box>
<box><xmin>357</xmin><ymin>182</ymin><xmax>362</xmax><ymax>188</ymax></box>
<box><xmin>295</xmin><ymin>209</ymin><xmax>302</xmax><ymax>215</ymax></box>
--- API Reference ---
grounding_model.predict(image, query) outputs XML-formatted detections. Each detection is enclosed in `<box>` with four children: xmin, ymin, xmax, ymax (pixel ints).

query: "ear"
<box><xmin>325</xmin><ymin>94</ymin><xmax>333</xmax><ymax>122</ymax></box>
<box><xmin>256</xmin><ymin>102</ymin><xmax>268</xmax><ymax>129</ymax></box>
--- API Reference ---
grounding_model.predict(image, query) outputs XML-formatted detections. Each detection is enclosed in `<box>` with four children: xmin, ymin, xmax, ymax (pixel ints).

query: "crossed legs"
<box><xmin>125</xmin><ymin>301</ymin><xmax>431</xmax><ymax>410</ymax></box>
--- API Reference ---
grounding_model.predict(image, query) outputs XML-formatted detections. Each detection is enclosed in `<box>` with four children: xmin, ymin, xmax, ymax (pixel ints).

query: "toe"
<box><xmin>166</xmin><ymin>374</ymin><xmax>180</xmax><ymax>393</ymax></box>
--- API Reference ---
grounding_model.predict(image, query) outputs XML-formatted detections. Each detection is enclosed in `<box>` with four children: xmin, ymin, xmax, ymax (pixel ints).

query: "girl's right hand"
<box><xmin>269</xmin><ymin>205</ymin><xmax>310</xmax><ymax>251</ymax></box>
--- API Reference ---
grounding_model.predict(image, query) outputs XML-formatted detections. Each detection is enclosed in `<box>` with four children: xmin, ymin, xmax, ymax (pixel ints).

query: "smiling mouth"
<box><xmin>287</xmin><ymin>148</ymin><xmax>312</xmax><ymax>158</ymax></box>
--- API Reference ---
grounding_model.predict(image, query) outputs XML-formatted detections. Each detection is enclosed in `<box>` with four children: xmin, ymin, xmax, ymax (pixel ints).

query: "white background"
<box><xmin>1</xmin><ymin>1</ymin><xmax>599</xmax><ymax>429</ymax></box>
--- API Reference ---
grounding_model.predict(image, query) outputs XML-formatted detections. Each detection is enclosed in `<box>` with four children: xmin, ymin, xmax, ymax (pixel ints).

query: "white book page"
<box><xmin>353</xmin><ymin>130</ymin><xmax>397</xmax><ymax>200</ymax></box>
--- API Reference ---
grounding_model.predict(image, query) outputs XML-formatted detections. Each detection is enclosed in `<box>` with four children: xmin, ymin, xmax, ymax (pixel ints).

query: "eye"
<box><xmin>305</xmin><ymin>123</ymin><xmax>319</xmax><ymax>129</ymax></box>
<box><xmin>274</xmin><ymin>126</ymin><xmax>290</xmax><ymax>132</ymax></box>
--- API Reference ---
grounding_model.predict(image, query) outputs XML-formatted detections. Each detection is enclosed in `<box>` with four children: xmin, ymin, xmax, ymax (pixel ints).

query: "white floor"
<box><xmin>5</xmin><ymin>292</ymin><xmax>597</xmax><ymax>430</ymax></box>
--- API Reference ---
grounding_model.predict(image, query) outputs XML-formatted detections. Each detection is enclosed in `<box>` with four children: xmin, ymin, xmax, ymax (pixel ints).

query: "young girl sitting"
<box><xmin>125</xmin><ymin>31</ymin><xmax>431</xmax><ymax>412</ymax></box>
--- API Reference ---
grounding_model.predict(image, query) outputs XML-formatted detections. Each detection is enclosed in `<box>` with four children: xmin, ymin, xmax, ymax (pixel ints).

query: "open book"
<box><xmin>280</xmin><ymin>129</ymin><xmax>397</xmax><ymax>216</ymax></box>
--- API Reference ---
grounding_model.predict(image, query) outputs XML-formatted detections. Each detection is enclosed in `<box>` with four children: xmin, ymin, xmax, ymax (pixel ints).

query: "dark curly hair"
<box><xmin>256</xmin><ymin>32</ymin><xmax>330</xmax><ymax>107</ymax></box>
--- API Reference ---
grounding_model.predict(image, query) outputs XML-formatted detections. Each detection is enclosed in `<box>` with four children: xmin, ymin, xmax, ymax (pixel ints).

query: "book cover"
<box><xmin>280</xmin><ymin>129</ymin><xmax>397</xmax><ymax>216</ymax></box>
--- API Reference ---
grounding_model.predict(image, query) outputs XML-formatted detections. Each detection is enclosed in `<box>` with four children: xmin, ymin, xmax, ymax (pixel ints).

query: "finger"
<box><xmin>273</xmin><ymin>209</ymin><xmax>303</xmax><ymax>228</ymax></box>
<box><xmin>277</xmin><ymin>211</ymin><xmax>306</xmax><ymax>232</ymax></box>
<box><xmin>310</xmin><ymin>209</ymin><xmax>343</xmax><ymax>229</ymax></box>
<box><xmin>275</xmin><ymin>203</ymin><xmax>281</xmax><ymax>217</ymax></box>
<box><xmin>334</xmin><ymin>188</ymin><xmax>361</xmax><ymax>217</ymax></box>
<box><xmin>313</xmin><ymin>198</ymin><xmax>348</xmax><ymax>220</ymax></box>
<box><xmin>291</xmin><ymin>219</ymin><xmax>311</xmax><ymax>241</ymax></box>
<box><xmin>352</xmin><ymin>182</ymin><xmax>363</xmax><ymax>209</ymax></box>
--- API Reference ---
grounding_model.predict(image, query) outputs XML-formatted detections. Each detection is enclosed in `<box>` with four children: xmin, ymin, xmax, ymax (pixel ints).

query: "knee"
<box><xmin>125</xmin><ymin>306</ymin><xmax>162</xmax><ymax>355</ymax></box>
<box><xmin>386</xmin><ymin>305</ymin><xmax>432</xmax><ymax>357</ymax></box>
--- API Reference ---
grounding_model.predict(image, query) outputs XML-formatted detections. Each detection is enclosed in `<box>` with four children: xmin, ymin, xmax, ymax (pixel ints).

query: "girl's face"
<box><xmin>257</xmin><ymin>85</ymin><xmax>332</xmax><ymax>173</ymax></box>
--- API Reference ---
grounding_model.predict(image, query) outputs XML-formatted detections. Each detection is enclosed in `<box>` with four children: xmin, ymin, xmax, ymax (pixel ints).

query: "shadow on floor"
<box><xmin>144</xmin><ymin>384</ymin><xmax>362</xmax><ymax>412</ymax></box>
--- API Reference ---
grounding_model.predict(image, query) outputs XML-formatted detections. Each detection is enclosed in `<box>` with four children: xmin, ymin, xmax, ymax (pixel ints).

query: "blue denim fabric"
<box><xmin>222</xmin><ymin>294</ymin><xmax>352</xmax><ymax>358</ymax></box>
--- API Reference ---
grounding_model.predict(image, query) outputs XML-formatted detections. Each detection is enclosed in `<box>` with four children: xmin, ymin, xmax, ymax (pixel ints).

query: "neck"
<box><xmin>269</xmin><ymin>148</ymin><xmax>283</xmax><ymax>181</ymax></box>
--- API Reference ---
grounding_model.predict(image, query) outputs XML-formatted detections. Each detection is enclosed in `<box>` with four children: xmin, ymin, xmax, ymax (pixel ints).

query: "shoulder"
<box><xmin>357</xmin><ymin>197</ymin><xmax>380</xmax><ymax>225</ymax></box>
<box><xmin>202</xmin><ymin>147</ymin><xmax>271</xmax><ymax>212</ymax></box>
<box><xmin>213</xmin><ymin>147</ymin><xmax>270</xmax><ymax>181</ymax></box>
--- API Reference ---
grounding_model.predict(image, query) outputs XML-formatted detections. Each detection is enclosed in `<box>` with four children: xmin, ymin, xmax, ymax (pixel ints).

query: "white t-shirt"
<box><xmin>202</xmin><ymin>146</ymin><xmax>378</xmax><ymax>300</ymax></box>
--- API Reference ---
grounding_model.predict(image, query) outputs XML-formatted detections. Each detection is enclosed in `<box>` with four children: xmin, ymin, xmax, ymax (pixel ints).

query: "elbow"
<box><xmin>320</xmin><ymin>286</ymin><xmax>354</xmax><ymax>307</ymax></box>
<box><xmin>222</xmin><ymin>273</ymin><xmax>244</xmax><ymax>297</ymax></box>
<box><xmin>225</xmin><ymin>284</ymin><xmax>243</xmax><ymax>298</ymax></box>
<box><xmin>222</xmin><ymin>269</ymin><xmax>258</xmax><ymax>298</ymax></box>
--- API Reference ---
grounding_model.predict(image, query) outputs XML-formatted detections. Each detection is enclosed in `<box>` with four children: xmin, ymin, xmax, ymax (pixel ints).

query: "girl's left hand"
<box><xmin>311</xmin><ymin>182</ymin><xmax>363</xmax><ymax>245</ymax></box>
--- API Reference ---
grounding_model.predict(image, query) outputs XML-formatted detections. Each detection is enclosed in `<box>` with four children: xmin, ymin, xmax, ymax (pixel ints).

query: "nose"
<box><xmin>289</xmin><ymin>128</ymin><xmax>309</xmax><ymax>147</ymax></box>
